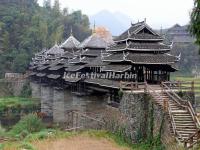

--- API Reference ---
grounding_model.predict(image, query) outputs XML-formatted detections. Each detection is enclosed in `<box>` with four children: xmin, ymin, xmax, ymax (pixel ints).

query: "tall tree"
<box><xmin>43</xmin><ymin>0</ymin><xmax>51</xmax><ymax>9</ymax></box>
<box><xmin>0</xmin><ymin>0</ymin><xmax>91</xmax><ymax>77</ymax></box>
<box><xmin>53</xmin><ymin>0</ymin><xmax>60</xmax><ymax>17</ymax></box>
<box><xmin>190</xmin><ymin>0</ymin><xmax>200</xmax><ymax>54</ymax></box>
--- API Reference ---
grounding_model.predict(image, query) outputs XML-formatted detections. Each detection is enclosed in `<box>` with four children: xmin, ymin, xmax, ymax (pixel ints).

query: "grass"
<box><xmin>9</xmin><ymin>114</ymin><xmax>44</xmax><ymax>136</ymax></box>
<box><xmin>171</xmin><ymin>76</ymin><xmax>200</xmax><ymax>113</ymax></box>
<box><xmin>171</xmin><ymin>76</ymin><xmax>200</xmax><ymax>96</ymax></box>
<box><xmin>0</xmin><ymin>97</ymin><xmax>39</xmax><ymax>112</ymax></box>
<box><xmin>1</xmin><ymin>129</ymin><xmax>165</xmax><ymax>150</ymax></box>
<box><xmin>0</xmin><ymin>97</ymin><xmax>38</xmax><ymax>108</ymax></box>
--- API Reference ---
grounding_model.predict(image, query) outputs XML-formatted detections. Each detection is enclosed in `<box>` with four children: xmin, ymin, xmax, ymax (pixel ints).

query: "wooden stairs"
<box><xmin>146</xmin><ymin>83</ymin><xmax>200</xmax><ymax>149</ymax></box>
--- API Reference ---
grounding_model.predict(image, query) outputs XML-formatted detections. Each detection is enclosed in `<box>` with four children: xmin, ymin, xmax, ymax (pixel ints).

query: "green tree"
<box><xmin>0</xmin><ymin>0</ymin><xmax>91</xmax><ymax>77</ymax></box>
<box><xmin>190</xmin><ymin>0</ymin><xmax>200</xmax><ymax>54</ymax></box>
<box><xmin>43</xmin><ymin>0</ymin><xmax>51</xmax><ymax>9</ymax></box>
<box><xmin>53</xmin><ymin>0</ymin><xmax>61</xmax><ymax>17</ymax></box>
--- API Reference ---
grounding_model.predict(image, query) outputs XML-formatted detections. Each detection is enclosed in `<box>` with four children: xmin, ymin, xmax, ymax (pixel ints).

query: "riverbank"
<box><xmin>0</xmin><ymin>114</ymin><xmax>170</xmax><ymax>150</ymax></box>
<box><xmin>0</xmin><ymin>97</ymin><xmax>40</xmax><ymax>128</ymax></box>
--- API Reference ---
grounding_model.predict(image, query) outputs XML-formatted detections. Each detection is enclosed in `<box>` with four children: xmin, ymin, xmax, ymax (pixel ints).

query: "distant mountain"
<box><xmin>89</xmin><ymin>10</ymin><xmax>133</xmax><ymax>36</ymax></box>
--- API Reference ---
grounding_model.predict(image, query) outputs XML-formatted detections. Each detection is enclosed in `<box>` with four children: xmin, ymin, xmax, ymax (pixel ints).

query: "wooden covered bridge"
<box><xmin>28</xmin><ymin>20</ymin><xmax>200</xmax><ymax>149</ymax></box>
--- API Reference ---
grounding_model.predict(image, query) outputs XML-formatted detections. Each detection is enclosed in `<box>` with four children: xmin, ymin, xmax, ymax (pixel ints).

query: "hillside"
<box><xmin>89</xmin><ymin>10</ymin><xmax>132</xmax><ymax>36</ymax></box>
<box><xmin>0</xmin><ymin>0</ymin><xmax>91</xmax><ymax>78</ymax></box>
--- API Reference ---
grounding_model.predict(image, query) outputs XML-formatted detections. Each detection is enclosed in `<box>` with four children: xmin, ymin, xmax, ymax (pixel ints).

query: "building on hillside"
<box><xmin>166</xmin><ymin>24</ymin><xmax>195</xmax><ymax>43</ymax></box>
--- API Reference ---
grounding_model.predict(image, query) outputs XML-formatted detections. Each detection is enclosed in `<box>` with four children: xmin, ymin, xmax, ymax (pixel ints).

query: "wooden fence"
<box><xmin>65</xmin><ymin>110</ymin><xmax>105</xmax><ymax>131</ymax></box>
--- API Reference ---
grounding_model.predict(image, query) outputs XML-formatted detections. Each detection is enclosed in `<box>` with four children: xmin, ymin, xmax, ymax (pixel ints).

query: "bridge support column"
<box><xmin>53</xmin><ymin>87</ymin><xmax>66</xmax><ymax>123</ymax></box>
<box><xmin>41</xmin><ymin>84</ymin><xmax>53</xmax><ymax>116</ymax></box>
<box><xmin>30</xmin><ymin>81</ymin><xmax>41</xmax><ymax>99</ymax></box>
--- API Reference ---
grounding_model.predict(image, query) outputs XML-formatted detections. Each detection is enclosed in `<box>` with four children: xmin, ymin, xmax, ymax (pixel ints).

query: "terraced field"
<box><xmin>172</xmin><ymin>76</ymin><xmax>200</xmax><ymax>111</ymax></box>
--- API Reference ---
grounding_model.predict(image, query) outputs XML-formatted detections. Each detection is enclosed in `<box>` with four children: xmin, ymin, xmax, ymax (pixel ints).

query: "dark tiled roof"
<box><xmin>84</xmin><ymin>78</ymin><xmax>120</xmax><ymax>89</ymax></box>
<box><xmin>37</xmin><ymin>65</ymin><xmax>50</xmax><ymax>71</ymax></box>
<box><xmin>130</xmin><ymin>33</ymin><xmax>163</xmax><ymax>40</ymax></box>
<box><xmin>64</xmin><ymin>77</ymin><xmax>81</xmax><ymax>83</ymax></box>
<box><xmin>35</xmin><ymin>49</ymin><xmax>47</xmax><ymax>56</ymax></box>
<box><xmin>102</xmin><ymin>65</ymin><xmax>132</xmax><ymax>72</ymax></box>
<box><xmin>172</xmin><ymin>36</ymin><xmax>195</xmax><ymax>43</ymax></box>
<box><xmin>42</xmin><ymin>60</ymin><xmax>54</xmax><ymax>65</ymax></box>
<box><xmin>45</xmin><ymin>44</ymin><xmax>64</xmax><ymax>55</ymax></box>
<box><xmin>108</xmin><ymin>42</ymin><xmax>170</xmax><ymax>52</ymax></box>
<box><xmin>82</xmin><ymin>49</ymin><xmax>103</xmax><ymax>57</ymax></box>
<box><xmin>49</xmin><ymin>65</ymin><xmax>64</xmax><ymax>71</ymax></box>
<box><xmin>115</xmin><ymin>21</ymin><xmax>162</xmax><ymax>41</ymax></box>
<box><xmin>29</xmin><ymin>72</ymin><xmax>37</xmax><ymax>76</ymax></box>
<box><xmin>36</xmin><ymin>73</ymin><xmax>46</xmax><ymax>77</ymax></box>
<box><xmin>69</xmin><ymin>56</ymin><xmax>95</xmax><ymax>64</ymax></box>
<box><xmin>86</xmin><ymin>56</ymin><xmax>107</xmax><ymax>67</ymax></box>
<box><xmin>61</xmin><ymin>51</ymin><xmax>74</xmax><ymax>58</ymax></box>
<box><xmin>58</xmin><ymin>59</ymin><xmax>68</xmax><ymax>64</ymax></box>
<box><xmin>65</xmin><ymin>65</ymin><xmax>85</xmax><ymax>72</ymax></box>
<box><xmin>47</xmin><ymin>74</ymin><xmax>61</xmax><ymax>79</ymax></box>
<box><xmin>103</xmin><ymin>53</ymin><xmax>179</xmax><ymax>64</ymax></box>
<box><xmin>170</xmin><ymin>63</ymin><xmax>179</xmax><ymax>71</ymax></box>
<box><xmin>79</xmin><ymin>33</ymin><xmax>107</xmax><ymax>49</ymax></box>
<box><xmin>45</xmin><ymin>55</ymin><xmax>57</xmax><ymax>60</ymax></box>
<box><xmin>29</xmin><ymin>66</ymin><xmax>38</xmax><ymax>70</ymax></box>
<box><xmin>61</xmin><ymin>35</ymin><xmax>80</xmax><ymax>50</ymax></box>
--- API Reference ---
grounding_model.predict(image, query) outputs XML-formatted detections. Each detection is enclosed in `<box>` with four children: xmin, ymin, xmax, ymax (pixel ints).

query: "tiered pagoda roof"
<box><xmin>29</xmin><ymin>20</ymin><xmax>180</xmax><ymax>89</ymax></box>
<box><xmin>45</xmin><ymin>44</ymin><xmax>64</xmax><ymax>55</ymax></box>
<box><xmin>103</xmin><ymin>53</ymin><xmax>179</xmax><ymax>65</ymax></box>
<box><xmin>115</xmin><ymin>21</ymin><xmax>163</xmax><ymax>42</ymax></box>
<box><xmin>101</xmin><ymin>20</ymin><xmax>179</xmax><ymax>72</ymax></box>
<box><xmin>79</xmin><ymin>33</ymin><xmax>108</xmax><ymax>49</ymax></box>
<box><xmin>60</xmin><ymin>34</ymin><xmax>80</xmax><ymax>51</ymax></box>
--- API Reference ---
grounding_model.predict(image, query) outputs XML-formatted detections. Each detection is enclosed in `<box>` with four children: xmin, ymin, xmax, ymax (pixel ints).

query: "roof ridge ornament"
<box><xmin>101</xmin><ymin>50</ymin><xmax>104</xmax><ymax>60</ymax></box>
<box><xmin>170</xmin><ymin>41</ymin><xmax>174</xmax><ymax>48</ymax></box>
<box><xmin>176</xmin><ymin>53</ymin><xmax>181</xmax><ymax>61</ymax></box>
<box><xmin>131</xmin><ymin>21</ymin><xmax>133</xmax><ymax>26</ymax></box>
<box><xmin>126</xmin><ymin>40</ymin><xmax>129</xmax><ymax>48</ymax></box>
<box><xmin>79</xmin><ymin>54</ymin><xmax>85</xmax><ymax>62</ymax></box>
<box><xmin>92</xmin><ymin>20</ymin><xmax>96</xmax><ymax>34</ymax></box>
<box><xmin>128</xmin><ymin>30</ymin><xmax>131</xmax><ymax>38</ymax></box>
<box><xmin>123</xmin><ymin>51</ymin><xmax>129</xmax><ymax>61</ymax></box>
<box><xmin>70</xmin><ymin>27</ymin><xmax>73</xmax><ymax>36</ymax></box>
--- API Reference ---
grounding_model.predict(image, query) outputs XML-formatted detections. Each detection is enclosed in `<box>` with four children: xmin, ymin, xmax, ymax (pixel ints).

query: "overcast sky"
<box><xmin>38</xmin><ymin>0</ymin><xmax>193</xmax><ymax>29</ymax></box>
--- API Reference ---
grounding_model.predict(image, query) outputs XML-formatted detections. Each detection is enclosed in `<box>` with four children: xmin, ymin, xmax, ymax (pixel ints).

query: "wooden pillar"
<box><xmin>191</xmin><ymin>81</ymin><xmax>194</xmax><ymax>93</ymax></box>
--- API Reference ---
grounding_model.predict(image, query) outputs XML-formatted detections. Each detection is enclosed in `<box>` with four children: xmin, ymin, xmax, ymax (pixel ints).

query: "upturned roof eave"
<box><xmin>106</xmin><ymin>48</ymin><xmax>171</xmax><ymax>52</ymax></box>
<box><xmin>102</xmin><ymin>59</ymin><xmax>178</xmax><ymax>65</ymax></box>
<box><xmin>114</xmin><ymin>37</ymin><xmax>164</xmax><ymax>43</ymax></box>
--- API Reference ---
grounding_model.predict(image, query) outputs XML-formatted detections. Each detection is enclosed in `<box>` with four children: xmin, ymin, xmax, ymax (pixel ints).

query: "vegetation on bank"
<box><xmin>190</xmin><ymin>0</ymin><xmax>200</xmax><ymax>54</ymax></box>
<box><xmin>0</xmin><ymin>97</ymin><xmax>39</xmax><ymax>113</ymax></box>
<box><xmin>0</xmin><ymin>114</ymin><xmax>167</xmax><ymax>150</ymax></box>
<box><xmin>171</xmin><ymin>76</ymin><xmax>200</xmax><ymax>96</ymax></box>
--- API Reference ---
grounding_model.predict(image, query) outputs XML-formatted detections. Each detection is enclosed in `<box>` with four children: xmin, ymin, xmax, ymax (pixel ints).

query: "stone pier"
<box><xmin>41</xmin><ymin>84</ymin><xmax>53</xmax><ymax>116</ymax></box>
<box><xmin>30</xmin><ymin>81</ymin><xmax>41</xmax><ymax>99</ymax></box>
<box><xmin>53</xmin><ymin>87</ymin><xmax>66</xmax><ymax>123</ymax></box>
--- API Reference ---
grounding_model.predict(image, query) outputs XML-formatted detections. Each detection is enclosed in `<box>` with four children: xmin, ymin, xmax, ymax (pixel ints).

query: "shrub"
<box><xmin>20</xmin><ymin>82</ymin><xmax>32</xmax><ymax>97</ymax></box>
<box><xmin>118</xmin><ymin>90</ymin><xmax>124</xmax><ymax>100</ymax></box>
<box><xmin>18</xmin><ymin>142</ymin><xmax>36</xmax><ymax>150</ymax></box>
<box><xmin>9</xmin><ymin>114</ymin><xmax>44</xmax><ymax>136</ymax></box>
<box><xmin>0</xmin><ymin>125</ymin><xmax>6</xmax><ymax>137</ymax></box>
<box><xmin>0</xmin><ymin>144</ymin><xmax>4</xmax><ymax>150</ymax></box>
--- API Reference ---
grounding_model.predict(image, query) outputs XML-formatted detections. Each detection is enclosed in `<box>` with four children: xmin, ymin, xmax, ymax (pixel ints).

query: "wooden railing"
<box><xmin>120</xmin><ymin>81</ymin><xmax>145</xmax><ymax>92</ymax></box>
<box><xmin>65</xmin><ymin>110</ymin><xmax>105</xmax><ymax>131</ymax></box>
<box><xmin>162</xmin><ymin>82</ymin><xmax>200</xmax><ymax>148</ymax></box>
<box><xmin>184</xmin><ymin>129</ymin><xmax>200</xmax><ymax>149</ymax></box>
<box><xmin>162</xmin><ymin>81</ymin><xmax>195</xmax><ymax>91</ymax></box>
<box><xmin>145</xmin><ymin>83</ymin><xmax>185</xmax><ymax>142</ymax></box>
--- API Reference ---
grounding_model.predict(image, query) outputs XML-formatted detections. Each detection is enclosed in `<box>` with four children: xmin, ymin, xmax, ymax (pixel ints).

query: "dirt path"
<box><xmin>33</xmin><ymin>135</ymin><xmax>130</xmax><ymax>150</ymax></box>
